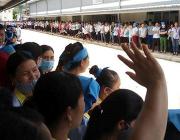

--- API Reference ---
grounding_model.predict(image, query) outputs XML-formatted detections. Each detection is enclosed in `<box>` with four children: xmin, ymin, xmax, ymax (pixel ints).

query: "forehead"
<box><xmin>112</xmin><ymin>76</ymin><xmax>121</xmax><ymax>89</ymax></box>
<box><xmin>16</xmin><ymin>59</ymin><xmax>37</xmax><ymax>73</ymax></box>
<box><xmin>43</xmin><ymin>50</ymin><xmax>54</xmax><ymax>56</ymax></box>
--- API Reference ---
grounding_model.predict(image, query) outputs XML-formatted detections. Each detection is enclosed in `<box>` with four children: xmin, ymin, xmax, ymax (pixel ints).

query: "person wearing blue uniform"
<box><xmin>57</xmin><ymin>42</ymin><xmax>100</xmax><ymax>140</ymax></box>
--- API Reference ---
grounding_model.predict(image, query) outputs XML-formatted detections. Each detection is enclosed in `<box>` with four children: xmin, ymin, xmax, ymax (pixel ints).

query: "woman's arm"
<box><xmin>118</xmin><ymin>43</ymin><xmax>168</xmax><ymax>140</ymax></box>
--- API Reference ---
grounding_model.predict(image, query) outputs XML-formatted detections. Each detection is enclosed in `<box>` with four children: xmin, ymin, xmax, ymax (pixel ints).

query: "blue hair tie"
<box><xmin>96</xmin><ymin>68</ymin><xmax>102</xmax><ymax>77</ymax></box>
<box><xmin>96</xmin><ymin>67</ymin><xmax>109</xmax><ymax>77</ymax></box>
<box><xmin>64</xmin><ymin>47</ymin><xmax>88</xmax><ymax>70</ymax></box>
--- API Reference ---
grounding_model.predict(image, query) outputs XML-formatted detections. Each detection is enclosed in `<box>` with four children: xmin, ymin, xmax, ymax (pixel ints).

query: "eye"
<box><xmin>32</xmin><ymin>67</ymin><xmax>38</xmax><ymax>73</ymax></box>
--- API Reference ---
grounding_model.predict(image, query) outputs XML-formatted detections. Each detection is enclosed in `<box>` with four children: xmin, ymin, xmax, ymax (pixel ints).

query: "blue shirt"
<box><xmin>0</xmin><ymin>44</ymin><xmax>15</xmax><ymax>55</ymax></box>
<box><xmin>79</xmin><ymin>76</ymin><xmax>100</xmax><ymax>112</ymax></box>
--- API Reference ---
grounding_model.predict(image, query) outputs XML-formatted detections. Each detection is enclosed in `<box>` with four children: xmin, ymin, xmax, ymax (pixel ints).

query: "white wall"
<box><xmin>0</xmin><ymin>9</ymin><xmax>13</xmax><ymax>21</ymax></box>
<box><xmin>120</xmin><ymin>12</ymin><xmax>147</xmax><ymax>22</ymax></box>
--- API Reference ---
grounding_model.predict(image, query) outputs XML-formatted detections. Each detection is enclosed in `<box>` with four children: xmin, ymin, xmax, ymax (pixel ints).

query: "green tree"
<box><xmin>13</xmin><ymin>7</ymin><xmax>19</xmax><ymax>21</ymax></box>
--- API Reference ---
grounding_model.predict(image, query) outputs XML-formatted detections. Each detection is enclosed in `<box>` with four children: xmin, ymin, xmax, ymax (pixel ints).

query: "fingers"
<box><xmin>126</xmin><ymin>72</ymin><xmax>137</xmax><ymax>82</ymax></box>
<box><xmin>142</xmin><ymin>45</ymin><xmax>154</xmax><ymax>60</ymax></box>
<box><xmin>130</xmin><ymin>42</ymin><xmax>145</xmax><ymax>60</ymax></box>
<box><xmin>117</xmin><ymin>55</ymin><xmax>134</xmax><ymax>69</ymax></box>
<box><xmin>121</xmin><ymin>44</ymin><xmax>136</xmax><ymax>62</ymax></box>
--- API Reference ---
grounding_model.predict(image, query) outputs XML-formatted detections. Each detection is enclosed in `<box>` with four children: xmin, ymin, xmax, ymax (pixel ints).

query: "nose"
<box><xmin>29</xmin><ymin>71</ymin><xmax>36</xmax><ymax>81</ymax></box>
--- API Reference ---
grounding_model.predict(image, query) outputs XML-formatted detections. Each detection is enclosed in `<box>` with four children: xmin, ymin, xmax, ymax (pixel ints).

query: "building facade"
<box><xmin>28</xmin><ymin>0</ymin><xmax>180</xmax><ymax>23</ymax></box>
<box><xmin>0</xmin><ymin>9</ymin><xmax>13</xmax><ymax>21</ymax></box>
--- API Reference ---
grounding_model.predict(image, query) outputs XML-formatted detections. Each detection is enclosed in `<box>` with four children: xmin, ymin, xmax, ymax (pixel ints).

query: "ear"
<box><xmin>117</xmin><ymin>120</ymin><xmax>126</xmax><ymax>131</ymax></box>
<box><xmin>130</xmin><ymin>120</ymin><xmax>136</xmax><ymax>128</ymax></box>
<box><xmin>80</xmin><ymin>59</ymin><xmax>86</xmax><ymax>67</ymax></box>
<box><xmin>104</xmin><ymin>87</ymin><xmax>112</xmax><ymax>95</ymax></box>
<box><xmin>65</xmin><ymin>106</ymin><xmax>73</xmax><ymax>123</ymax></box>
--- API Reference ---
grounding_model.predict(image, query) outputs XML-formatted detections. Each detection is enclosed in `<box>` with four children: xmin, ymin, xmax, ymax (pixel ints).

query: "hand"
<box><xmin>117</xmin><ymin>43</ymin><xmax>165</xmax><ymax>89</ymax></box>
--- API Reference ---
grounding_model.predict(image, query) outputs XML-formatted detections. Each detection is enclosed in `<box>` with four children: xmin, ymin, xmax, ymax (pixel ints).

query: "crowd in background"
<box><xmin>20</xmin><ymin>20</ymin><xmax>180</xmax><ymax>55</ymax></box>
<box><xmin>0</xmin><ymin>21</ymin><xmax>179</xmax><ymax>140</ymax></box>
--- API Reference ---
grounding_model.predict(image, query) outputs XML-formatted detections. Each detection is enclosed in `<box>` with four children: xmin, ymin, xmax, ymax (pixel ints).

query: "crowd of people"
<box><xmin>0</xmin><ymin>21</ymin><xmax>180</xmax><ymax>140</ymax></box>
<box><xmin>20</xmin><ymin>20</ymin><xmax>180</xmax><ymax>55</ymax></box>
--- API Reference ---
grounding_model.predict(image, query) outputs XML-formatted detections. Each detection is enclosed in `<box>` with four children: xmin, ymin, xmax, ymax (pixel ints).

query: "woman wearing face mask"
<box><xmin>6</xmin><ymin>51</ymin><xmax>40</xmax><ymax>107</ymax></box>
<box><xmin>39</xmin><ymin>45</ymin><xmax>54</xmax><ymax>74</ymax></box>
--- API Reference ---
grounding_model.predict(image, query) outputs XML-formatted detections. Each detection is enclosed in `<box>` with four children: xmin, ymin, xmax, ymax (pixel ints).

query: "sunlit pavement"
<box><xmin>22</xmin><ymin>29</ymin><xmax>180</xmax><ymax>109</ymax></box>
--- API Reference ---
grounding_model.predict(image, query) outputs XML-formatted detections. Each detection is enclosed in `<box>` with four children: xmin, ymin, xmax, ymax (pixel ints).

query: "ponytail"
<box><xmin>84</xmin><ymin>105</ymin><xmax>104</xmax><ymax>140</ymax></box>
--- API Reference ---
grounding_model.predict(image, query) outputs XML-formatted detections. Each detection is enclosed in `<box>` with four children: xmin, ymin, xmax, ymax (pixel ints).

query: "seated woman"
<box><xmin>6</xmin><ymin>51</ymin><xmax>40</xmax><ymax>106</ymax></box>
<box><xmin>84</xmin><ymin>43</ymin><xmax>168</xmax><ymax>140</ymax></box>
<box><xmin>89</xmin><ymin>65</ymin><xmax>120</xmax><ymax>102</ymax></box>
<box><xmin>39</xmin><ymin>45</ymin><xmax>54</xmax><ymax>74</ymax></box>
<box><xmin>56</xmin><ymin>42</ymin><xmax>100</xmax><ymax>112</ymax></box>
<box><xmin>29</xmin><ymin>71</ymin><xmax>85</xmax><ymax>140</ymax></box>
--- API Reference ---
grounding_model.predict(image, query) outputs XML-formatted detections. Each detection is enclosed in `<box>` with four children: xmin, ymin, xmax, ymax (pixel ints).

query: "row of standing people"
<box><xmin>22</xmin><ymin>20</ymin><xmax>180</xmax><ymax>55</ymax></box>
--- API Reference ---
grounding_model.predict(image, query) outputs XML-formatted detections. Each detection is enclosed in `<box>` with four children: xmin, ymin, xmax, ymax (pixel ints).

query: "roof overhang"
<box><xmin>0</xmin><ymin>0</ymin><xmax>29</xmax><ymax>11</ymax></box>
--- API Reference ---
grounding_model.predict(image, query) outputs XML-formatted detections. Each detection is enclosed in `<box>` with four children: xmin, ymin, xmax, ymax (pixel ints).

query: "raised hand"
<box><xmin>118</xmin><ymin>42</ymin><xmax>168</xmax><ymax>140</ymax></box>
<box><xmin>117</xmin><ymin>42</ymin><xmax>165</xmax><ymax>90</ymax></box>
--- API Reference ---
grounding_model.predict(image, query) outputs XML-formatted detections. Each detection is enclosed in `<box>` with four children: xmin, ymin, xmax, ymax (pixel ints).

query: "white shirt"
<box><xmin>113</xmin><ymin>27</ymin><xmax>119</xmax><ymax>36</ymax></box>
<box><xmin>132</xmin><ymin>27</ymin><xmax>139</xmax><ymax>36</ymax></box>
<box><xmin>16</xmin><ymin>27</ymin><xmax>21</xmax><ymax>38</ymax></box>
<box><xmin>82</xmin><ymin>27</ymin><xmax>88</xmax><ymax>34</ymax></box>
<box><xmin>139</xmin><ymin>27</ymin><xmax>147</xmax><ymax>38</ymax></box>
<box><xmin>147</xmin><ymin>26</ymin><xmax>154</xmax><ymax>35</ymax></box>
<box><xmin>89</xmin><ymin>24</ymin><xmax>93</xmax><ymax>33</ymax></box>
<box><xmin>168</xmin><ymin>28</ymin><xmax>173</xmax><ymax>38</ymax></box>
<box><xmin>172</xmin><ymin>27</ymin><xmax>180</xmax><ymax>39</ymax></box>
<box><xmin>104</xmin><ymin>25</ymin><xmax>110</xmax><ymax>33</ymax></box>
<box><xmin>152</xmin><ymin>26</ymin><xmax>160</xmax><ymax>38</ymax></box>
<box><xmin>100</xmin><ymin>25</ymin><xmax>105</xmax><ymax>34</ymax></box>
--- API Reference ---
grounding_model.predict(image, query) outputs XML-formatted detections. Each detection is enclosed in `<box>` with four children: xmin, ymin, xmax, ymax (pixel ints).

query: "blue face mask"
<box><xmin>16</xmin><ymin>80</ymin><xmax>37</xmax><ymax>95</ymax></box>
<box><xmin>40</xmin><ymin>59</ymin><xmax>54</xmax><ymax>73</ymax></box>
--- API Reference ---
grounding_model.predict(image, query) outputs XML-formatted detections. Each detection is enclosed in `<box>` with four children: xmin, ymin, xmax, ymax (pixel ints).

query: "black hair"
<box><xmin>0</xmin><ymin>88</ymin><xmax>13</xmax><ymax>110</ymax></box>
<box><xmin>32</xmin><ymin>71</ymin><xmax>83</xmax><ymax>132</ymax></box>
<box><xmin>0</xmin><ymin>24</ymin><xmax>4</xmax><ymax>30</ymax></box>
<box><xmin>84</xmin><ymin>89</ymin><xmax>143</xmax><ymax>140</ymax></box>
<box><xmin>0</xmin><ymin>108</ymin><xmax>50</xmax><ymax>140</ymax></box>
<box><xmin>16</xmin><ymin>42</ymin><xmax>42</xmax><ymax>60</ymax></box>
<box><xmin>41</xmin><ymin>45</ymin><xmax>54</xmax><ymax>54</ymax></box>
<box><xmin>89</xmin><ymin>65</ymin><xmax>119</xmax><ymax>89</ymax></box>
<box><xmin>56</xmin><ymin>42</ymin><xmax>88</xmax><ymax>71</ymax></box>
<box><xmin>14</xmin><ymin>44</ymin><xmax>22</xmax><ymax>51</ymax></box>
<box><xmin>10</xmin><ymin>107</ymin><xmax>44</xmax><ymax>125</ymax></box>
<box><xmin>6</xmin><ymin>51</ymin><xmax>35</xmax><ymax>77</ymax></box>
